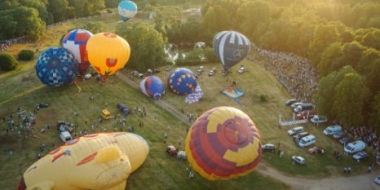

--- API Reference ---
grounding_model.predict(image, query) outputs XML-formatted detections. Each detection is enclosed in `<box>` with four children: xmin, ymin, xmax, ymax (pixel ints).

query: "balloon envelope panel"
<box><xmin>213</xmin><ymin>31</ymin><xmax>251</xmax><ymax>71</ymax></box>
<box><xmin>167</xmin><ymin>68</ymin><xmax>197</xmax><ymax>95</ymax></box>
<box><xmin>62</xmin><ymin>29</ymin><xmax>93</xmax><ymax>75</ymax></box>
<box><xmin>86</xmin><ymin>32</ymin><xmax>131</xmax><ymax>77</ymax></box>
<box><xmin>118</xmin><ymin>0</ymin><xmax>138</xmax><ymax>21</ymax></box>
<box><xmin>35</xmin><ymin>47</ymin><xmax>78</xmax><ymax>87</ymax></box>
<box><xmin>185</xmin><ymin>106</ymin><xmax>262</xmax><ymax>180</ymax></box>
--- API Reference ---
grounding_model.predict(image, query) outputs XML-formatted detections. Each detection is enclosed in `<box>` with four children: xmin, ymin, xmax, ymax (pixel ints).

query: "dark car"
<box><xmin>285</xmin><ymin>99</ymin><xmax>297</xmax><ymax>106</ymax></box>
<box><xmin>262</xmin><ymin>144</ymin><xmax>276</xmax><ymax>152</ymax></box>
<box><xmin>333</xmin><ymin>132</ymin><xmax>346</xmax><ymax>139</ymax></box>
<box><xmin>117</xmin><ymin>104</ymin><xmax>130</xmax><ymax>115</ymax></box>
<box><xmin>339</xmin><ymin>136</ymin><xmax>352</xmax><ymax>145</ymax></box>
<box><xmin>293</xmin><ymin>132</ymin><xmax>309</xmax><ymax>143</ymax></box>
<box><xmin>36</xmin><ymin>102</ymin><xmax>49</xmax><ymax>108</ymax></box>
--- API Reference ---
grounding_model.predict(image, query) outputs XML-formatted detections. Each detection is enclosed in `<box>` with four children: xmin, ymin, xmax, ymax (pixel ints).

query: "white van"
<box><xmin>344</xmin><ymin>140</ymin><xmax>366</xmax><ymax>154</ymax></box>
<box><xmin>298</xmin><ymin>135</ymin><xmax>316</xmax><ymax>147</ymax></box>
<box><xmin>60</xmin><ymin>131</ymin><xmax>73</xmax><ymax>142</ymax></box>
<box><xmin>287</xmin><ymin>126</ymin><xmax>304</xmax><ymax>136</ymax></box>
<box><xmin>323</xmin><ymin>125</ymin><xmax>342</xmax><ymax>135</ymax></box>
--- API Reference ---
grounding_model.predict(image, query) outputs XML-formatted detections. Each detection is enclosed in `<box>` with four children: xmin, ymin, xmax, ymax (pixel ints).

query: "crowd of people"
<box><xmin>250</xmin><ymin>45</ymin><xmax>318</xmax><ymax>103</ymax></box>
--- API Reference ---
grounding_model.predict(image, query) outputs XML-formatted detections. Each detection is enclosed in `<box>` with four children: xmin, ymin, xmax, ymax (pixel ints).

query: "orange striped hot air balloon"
<box><xmin>185</xmin><ymin>106</ymin><xmax>262</xmax><ymax>180</ymax></box>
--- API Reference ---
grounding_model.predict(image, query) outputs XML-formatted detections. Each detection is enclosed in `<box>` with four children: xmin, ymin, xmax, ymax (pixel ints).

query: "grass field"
<box><xmin>0</xmin><ymin>13</ymin><xmax>374</xmax><ymax>190</ymax></box>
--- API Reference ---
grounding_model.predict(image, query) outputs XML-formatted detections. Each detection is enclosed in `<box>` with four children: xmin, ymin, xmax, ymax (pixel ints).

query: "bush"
<box><xmin>18</xmin><ymin>50</ymin><xmax>35</xmax><ymax>61</ymax></box>
<box><xmin>259</xmin><ymin>94</ymin><xmax>268</xmax><ymax>102</ymax></box>
<box><xmin>0</xmin><ymin>52</ymin><xmax>18</xmax><ymax>71</ymax></box>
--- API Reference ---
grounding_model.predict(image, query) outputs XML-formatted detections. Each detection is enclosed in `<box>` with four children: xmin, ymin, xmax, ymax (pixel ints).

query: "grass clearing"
<box><xmin>0</xmin><ymin>14</ymin><xmax>373</xmax><ymax>190</ymax></box>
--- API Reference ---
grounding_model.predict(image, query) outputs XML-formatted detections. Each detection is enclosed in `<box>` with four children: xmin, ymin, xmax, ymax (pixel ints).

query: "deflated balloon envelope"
<box><xmin>35</xmin><ymin>47</ymin><xmax>78</xmax><ymax>87</ymax></box>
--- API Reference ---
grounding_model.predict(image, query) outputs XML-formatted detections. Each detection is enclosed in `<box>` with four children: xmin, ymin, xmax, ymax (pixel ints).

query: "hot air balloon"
<box><xmin>167</xmin><ymin>68</ymin><xmax>197</xmax><ymax>95</ymax></box>
<box><xmin>213</xmin><ymin>31</ymin><xmax>251</xmax><ymax>72</ymax></box>
<box><xmin>118</xmin><ymin>0</ymin><xmax>138</xmax><ymax>21</ymax></box>
<box><xmin>86</xmin><ymin>32</ymin><xmax>131</xmax><ymax>78</ymax></box>
<box><xmin>35</xmin><ymin>47</ymin><xmax>78</xmax><ymax>87</ymax></box>
<box><xmin>18</xmin><ymin>132</ymin><xmax>149</xmax><ymax>190</ymax></box>
<box><xmin>62</xmin><ymin>29</ymin><xmax>93</xmax><ymax>75</ymax></box>
<box><xmin>139</xmin><ymin>76</ymin><xmax>165</xmax><ymax>99</ymax></box>
<box><xmin>185</xmin><ymin>106</ymin><xmax>262</xmax><ymax>180</ymax></box>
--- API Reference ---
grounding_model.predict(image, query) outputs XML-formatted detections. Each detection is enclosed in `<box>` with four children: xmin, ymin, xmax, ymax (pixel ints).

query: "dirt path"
<box><xmin>115</xmin><ymin>72</ymin><xmax>380</xmax><ymax>190</ymax></box>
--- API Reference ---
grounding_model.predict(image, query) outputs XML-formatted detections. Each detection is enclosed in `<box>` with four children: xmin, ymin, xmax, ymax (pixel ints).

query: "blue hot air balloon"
<box><xmin>213</xmin><ymin>31</ymin><xmax>251</xmax><ymax>72</ymax></box>
<box><xmin>139</xmin><ymin>76</ymin><xmax>165</xmax><ymax>99</ymax></box>
<box><xmin>35</xmin><ymin>47</ymin><xmax>78</xmax><ymax>87</ymax></box>
<box><xmin>167</xmin><ymin>68</ymin><xmax>197</xmax><ymax>95</ymax></box>
<box><xmin>118</xmin><ymin>0</ymin><xmax>138</xmax><ymax>21</ymax></box>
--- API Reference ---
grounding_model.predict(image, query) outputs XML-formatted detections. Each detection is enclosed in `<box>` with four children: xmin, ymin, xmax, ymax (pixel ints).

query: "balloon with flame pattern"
<box><xmin>86</xmin><ymin>32</ymin><xmax>131</xmax><ymax>78</ymax></box>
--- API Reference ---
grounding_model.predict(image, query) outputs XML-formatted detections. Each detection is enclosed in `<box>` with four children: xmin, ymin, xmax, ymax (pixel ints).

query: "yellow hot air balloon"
<box><xmin>18</xmin><ymin>132</ymin><xmax>149</xmax><ymax>190</ymax></box>
<box><xmin>86</xmin><ymin>32</ymin><xmax>131</xmax><ymax>77</ymax></box>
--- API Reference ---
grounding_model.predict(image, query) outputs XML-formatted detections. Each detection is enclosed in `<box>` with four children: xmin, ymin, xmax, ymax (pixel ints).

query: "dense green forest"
<box><xmin>1</xmin><ymin>0</ymin><xmax>380</xmax><ymax>129</ymax></box>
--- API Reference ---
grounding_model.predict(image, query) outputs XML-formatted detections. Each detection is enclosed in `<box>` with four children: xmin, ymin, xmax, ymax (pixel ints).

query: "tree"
<box><xmin>81</xmin><ymin>22</ymin><xmax>106</xmax><ymax>34</ymax></box>
<box><xmin>47</xmin><ymin>0</ymin><xmax>71</xmax><ymax>23</ymax></box>
<box><xmin>308</xmin><ymin>22</ymin><xmax>341</xmax><ymax>66</ymax></box>
<box><xmin>316</xmin><ymin>66</ymin><xmax>356</xmax><ymax>117</ymax></box>
<box><xmin>0</xmin><ymin>52</ymin><xmax>18</xmax><ymax>71</ymax></box>
<box><xmin>370</xmin><ymin>91</ymin><xmax>380</xmax><ymax>128</ymax></box>
<box><xmin>317</xmin><ymin>42</ymin><xmax>343</xmax><ymax>77</ymax></box>
<box><xmin>332</xmin><ymin>72</ymin><xmax>370</xmax><ymax>126</ymax></box>
<box><xmin>357</xmin><ymin>48</ymin><xmax>380</xmax><ymax>95</ymax></box>
<box><xmin>115</xmin><ymin>22</ymin><xmax>168</xmax><ymax>71</ymax></box>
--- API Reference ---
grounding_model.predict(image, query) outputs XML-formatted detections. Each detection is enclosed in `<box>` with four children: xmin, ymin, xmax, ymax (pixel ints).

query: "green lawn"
<box><xmin>0</xmin><ymin>13</ymin><xmax>373</xmax><ymax>190</ymax></box>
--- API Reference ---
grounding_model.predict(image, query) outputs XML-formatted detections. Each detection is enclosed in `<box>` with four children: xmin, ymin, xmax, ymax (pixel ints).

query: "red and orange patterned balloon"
<box><xmin>185</xmin><ymin>106</ymin><xmax>262</xmax><ymax>180</ymax></box>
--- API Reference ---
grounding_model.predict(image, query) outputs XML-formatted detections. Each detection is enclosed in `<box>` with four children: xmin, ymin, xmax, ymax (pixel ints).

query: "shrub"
<box><xmin>259</xmin><ymin>94</ymin><xmax>268</xmax><ymax>102</ymax></box>
<box><xmin>18</xmin><ymin>49</ymin><xmax>35</xmax><ymax>61</ymax></box>
<box><xmin>0</xmin><ymin>52</ymin><xmax>18</xmax><ymax>71</ymax></box>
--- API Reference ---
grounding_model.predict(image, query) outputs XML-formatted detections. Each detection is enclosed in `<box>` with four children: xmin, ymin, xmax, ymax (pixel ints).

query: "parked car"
<box><xmin>293</xmin><ymin>103</ymin><xmax>314</xmax><ymax>113</ymax></box>
<box><xmin>36</xmin><ymin>102</ymin><xmax>49</xmax><ymax>108</ymax></box>
<box><xmin>310</xmin><ymin>115</ymin><xmax>328</xmax><ymax>124</ymax></box>
<box><xmin>292</xmin><ymin>155</ymin><xmax>306</xmax><ymax>165</ymax></box>
<box><xmin>339</xmin><ymin>136</ymin><xmax>352</xmax><ymax>145</ymax></box>
<box><xmin>344</xmin><ymin>140</ymin><xmax>366</xmax><ymax>154</ymax></box>
<box><xmin>352</xmin><ymin>151</ymin><xmax>368</xmax><ymax>160</ymax></box>
<box><xmin>116</xmin><ymin>103</ymin><xmax>130</xmax><ymax>115</ymax></box>
<box><xmin>290</xmin><ymin>102</ymin><xmax>304</xmax><ymax>109</ymax></box>
<box><xmin>262</xmin><ymin>144</ymin><xmax>276</xmax><ymax>152</ymax></box>
<box><xmin>298</xmin><ymin>134</ymin><xmax>316</xmax><ymax>147</ymax></box>
<box><xmin>308</xmin><ymin>146</ymin><xmax>324</xmax><ymax>155</ymax></box>
<box><xmin>333</xmin><ymin>131</ymin><xmax>346</xmax><ymax>139</ymax></box>
<box><xmin>323</xmin><ymin>125</ymin><xmax>343</xmax><ymax>135</ymax></box>
<box><xmin>375</xmin><ymin>175</ymin><xmax>380</xmax><ymax>185</ymax></box>
<box><xmin>60</xmin><ymin>131</ymin><xmax>73</xmax><ymax>142</ymax></box>
<box><xmin>208</xmin><ymin>70</ymin><xmax>214</xmax><ymax>76</ymax></box>
<box><xmin>293</xmin><ymin>132</ymin><xmax>309</xmax><ymax>143</ymax></box>
<box><xmin>287</xmin><ymin>126</ymin><xmax>304</xmax><ymax>136</ymax></box>
<box><xmin>285</xmin><ymin>99</ymin><xmax>297</xmax><ymax>106</ymax></box>
<box><xmin>296</xmin><ymin>110</ymin><xmax>317</xmax><ymax>120</ymax></box>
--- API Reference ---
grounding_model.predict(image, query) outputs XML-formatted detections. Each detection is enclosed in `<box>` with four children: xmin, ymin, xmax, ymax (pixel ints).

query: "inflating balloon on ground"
<box><xmin>167</xmin><ymin>68</ymin><xmax>197</xmax><ymax>95</ymax></box>
<box><xmin>18</xmin><ymin>132</ymin><xmax>149</xmax><ymax>190</ymax></box>
<box><xmin>62</xmin><ymin>29</ymin><xmax>93</xmax><ymax>75</ymax></box>
<box><xmin>139</xmin><ymin>76</ymin><xmax>165</xmax><ymax>99</ymax></box>
<box><xmin>185</xmin><ymin>106</ymin><xmax>262</xmax><ymax>180</ymax></box>
<box><xmin>86</xmin><ymin>32</ymin><xmax>131</xmax><ymax>78</ymax></box>
<box><xmin>35</xmin><ymin>47</ymin><xmax>78</xmax><ymax>87</ymax></box>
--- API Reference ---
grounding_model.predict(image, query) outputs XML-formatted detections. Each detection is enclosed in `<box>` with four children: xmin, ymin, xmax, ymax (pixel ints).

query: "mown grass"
<box><xmin>0</xmin><ymin>13</ymin><xmax>373</xmax><ymax>190</ymax></box>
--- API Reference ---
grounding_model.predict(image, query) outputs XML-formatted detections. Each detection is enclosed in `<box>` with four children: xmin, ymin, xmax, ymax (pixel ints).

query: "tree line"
<box><xmin>195</xmin><ymin>0</ymin><xmax>380</xmax><ymax>128</ymax></box>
